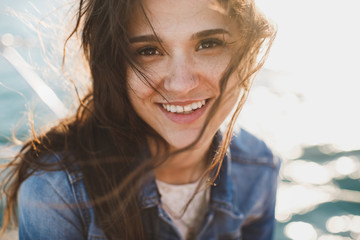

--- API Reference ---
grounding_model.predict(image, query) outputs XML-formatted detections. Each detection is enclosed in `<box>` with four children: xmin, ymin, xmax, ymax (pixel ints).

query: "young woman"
<box><xmin>0</xmin><ymin>0</ymin><xmax>279</xmax><ymax>239</ymax></box>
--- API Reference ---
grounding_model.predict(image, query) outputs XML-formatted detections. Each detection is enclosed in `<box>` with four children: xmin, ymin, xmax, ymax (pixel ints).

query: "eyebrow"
<box><xmin>129</xmin><ymin>28</ymin><xmax>230</xmax><ymax>43</ymax></box>
<box><xmin>190</xmin><ymin>28</ymin><xmax>231</xmax><ymax>40</ymax></box>
<box><xmin>129</xmin><ymin>35</ymin><xmax>160</xmax><ymax>43</ymax></box>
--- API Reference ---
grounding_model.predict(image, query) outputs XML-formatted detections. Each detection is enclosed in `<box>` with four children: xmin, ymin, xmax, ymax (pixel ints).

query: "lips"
<box><xmin>158</xmin><ymin>99</ymin><xmax>210</xmax><ymax>124</ymax></box>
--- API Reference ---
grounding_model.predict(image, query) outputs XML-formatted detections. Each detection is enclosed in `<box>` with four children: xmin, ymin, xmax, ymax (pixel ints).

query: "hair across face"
<box><xmin>127</xmin><ymin>0</ymin><xmax>243</xmax><ymax>154</ymax></box>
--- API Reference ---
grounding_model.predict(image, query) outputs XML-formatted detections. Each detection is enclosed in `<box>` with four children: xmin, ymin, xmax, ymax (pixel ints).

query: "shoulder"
<box><xmin>225</xmin><ymin>129</ymin><xmax>281</xmax><ymax>223</ymax></box>
<box><xmin>18</xmin><ymin>152</ymin><xmax>87</xmax><ymax>212</ymax></box>
<box><xmin>18</xmin><ymin>153</ymin><xmax>90</xmax><ymax>238</ymax></box>
<box><xmin>19</xmin><ymin>153</ymin><xmax>85</xmax><ymax>203</ymax></box>
<box><xmin>18</xmin><ymin>153</ymin><xmax>107</xmax><ymax>239</ymax></box>
<box><xmin>18</xmin><ymin>154</ymin><xmax>84</xmax><ymax>239</ymax></box>
<box><xmin>228</xmin><ymin>128</ymin><xmax>281</xmax><ymax>170</ymax></box>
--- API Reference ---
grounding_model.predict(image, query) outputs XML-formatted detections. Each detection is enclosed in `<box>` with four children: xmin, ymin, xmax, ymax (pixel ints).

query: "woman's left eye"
<box><xmin>197</xmin><ymin>39</ymin><xmax>224</xmax><ymax>51</ymax></box>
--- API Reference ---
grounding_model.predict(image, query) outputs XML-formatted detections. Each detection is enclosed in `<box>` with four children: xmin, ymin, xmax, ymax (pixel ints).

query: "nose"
<box><xmin>163</xmin><ymin>53</ymin><xmax>199</xmax><ymax>94</ymax></box>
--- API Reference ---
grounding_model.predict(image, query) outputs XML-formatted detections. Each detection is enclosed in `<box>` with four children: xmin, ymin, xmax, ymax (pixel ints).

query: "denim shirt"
<box><xmin>18</xmin><ymin>129</ymin><xmax>281</xmax><ymax>240</ymax></box>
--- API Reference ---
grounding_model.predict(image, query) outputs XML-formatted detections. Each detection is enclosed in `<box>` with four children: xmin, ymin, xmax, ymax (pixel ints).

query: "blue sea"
<box><xmin>1</xmin><ymin>1</ymin><xmax>360</xmax><ymax>239</ymax></box>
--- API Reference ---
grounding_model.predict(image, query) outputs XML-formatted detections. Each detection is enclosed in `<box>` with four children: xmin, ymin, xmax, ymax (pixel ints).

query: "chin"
<box><xmin>164</xmin><ymin>129</ymin><xmax>214</xmax><ymax>152</ymax></box>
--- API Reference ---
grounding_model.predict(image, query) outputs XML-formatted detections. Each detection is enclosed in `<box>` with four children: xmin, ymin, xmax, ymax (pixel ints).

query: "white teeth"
<box><xmin>184</xmin><ymin>105</ymin><xmax>192</xmax><ymax>112</ymax></box>
<box><xmin>161</xmin><ymin>100</ymin><xmax>206</xmax><ymax>114</ymax></box>
<box><xmin>176</xmin><ymin>106</ymin><xmax>184</xmax><ymax>113</ymax></box>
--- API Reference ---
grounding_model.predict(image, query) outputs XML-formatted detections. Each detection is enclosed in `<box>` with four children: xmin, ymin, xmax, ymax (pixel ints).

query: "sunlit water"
<box><xmin>1</xmin><ymin>0</ymin><xmax>360</xmax><ymax>239</ymax></box>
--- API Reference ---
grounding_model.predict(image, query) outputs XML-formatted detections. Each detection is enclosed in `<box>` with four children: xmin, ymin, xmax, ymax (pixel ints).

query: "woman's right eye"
<box><xmin>137</xmin><ymin>47</ymin><xmax>162</xmax><ymax>56</ymax></box>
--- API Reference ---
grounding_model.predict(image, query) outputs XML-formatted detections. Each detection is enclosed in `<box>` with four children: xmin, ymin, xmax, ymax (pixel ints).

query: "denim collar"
<box><xmin>209</xmin><ymin>151</ymin><xmax>237</xmax><ymax>214</ymax></box>
<box><xmin>137</xmin><ymin>133</ymin><xmax>239</xmax><ymax>217</ymax></box>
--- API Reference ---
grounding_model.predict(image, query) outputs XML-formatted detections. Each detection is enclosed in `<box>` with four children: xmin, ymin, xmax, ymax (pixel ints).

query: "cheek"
<box><xmin>127</xmin><ymin>70</ymin><xmax>155</xmax><ymax>101</ymax></box>
<box><xmin>195</xmin><ymin>52</ymin><xmax>232</xmax><ymax>85</ymax></box>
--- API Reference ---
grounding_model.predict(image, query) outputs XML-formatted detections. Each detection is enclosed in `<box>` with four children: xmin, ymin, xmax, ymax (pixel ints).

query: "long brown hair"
<box><xmin>0</xmin><ymin>0</ymin><xmax>276</xmax><ymax>239</ymax></box>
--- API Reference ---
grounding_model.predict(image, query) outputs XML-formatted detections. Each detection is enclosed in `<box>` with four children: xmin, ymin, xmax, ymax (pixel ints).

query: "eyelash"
<box><xmin>197</xmin><ymin>38</ymin><xmax>225</xmax><ymax>51</ymax></box>
<box><xmin>137</xmin><ymin>46</ymin><xmax>162</xmax><ymax>56</ymax></box>
<box><xmin>135</xmin><ymin>38</ymin><xmax>225</xmax><ymax>57</ymax></box>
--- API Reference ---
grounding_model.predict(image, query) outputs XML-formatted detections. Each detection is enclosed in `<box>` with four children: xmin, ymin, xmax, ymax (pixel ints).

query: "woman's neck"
<box><xmin>152</xmin><ymin>139</ymin><xmax>213</xmax><ymax>185</ymax></box>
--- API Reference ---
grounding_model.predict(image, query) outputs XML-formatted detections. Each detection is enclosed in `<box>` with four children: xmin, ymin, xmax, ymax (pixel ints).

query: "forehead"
<box><xmin>128</xmin><ymin>0</ymin><xmax>232</xmax><ymax>37</ymax></box>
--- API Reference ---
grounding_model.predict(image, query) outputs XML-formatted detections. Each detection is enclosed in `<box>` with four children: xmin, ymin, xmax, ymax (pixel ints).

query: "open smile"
<box><xmin>158</xmin><ymin>99</ymin><xmax>210</xmax><ymax>124</ymax></box>
<box><xmin>161</xmin><ymin>100</ymin><xmax>207</xmax><ymax>114</ymax></box>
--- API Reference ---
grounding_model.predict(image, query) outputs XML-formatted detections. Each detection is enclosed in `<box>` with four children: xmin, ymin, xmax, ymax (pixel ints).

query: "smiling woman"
<box><xmin>0</xmin><ymin>0</ymin><xmax>278</xmax><ymax>239</ymax></box>
<box><xmin>127</xmin><ymin>0</ymin><xmax>245</xmax><ymax>184</ymax></box>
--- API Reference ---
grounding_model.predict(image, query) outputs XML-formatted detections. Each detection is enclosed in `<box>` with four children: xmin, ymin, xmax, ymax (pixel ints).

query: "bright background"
<box><xmin>1</xmin><ymin>0</ymin><xmax>360</xmax><ymax>239</ymax></box>
<box><xmin>242</xmin><ymin>1</ymin><xmax>360</xmax><ymax>239</ymax></box>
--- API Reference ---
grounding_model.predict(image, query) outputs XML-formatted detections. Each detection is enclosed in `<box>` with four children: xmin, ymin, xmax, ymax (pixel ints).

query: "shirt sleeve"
<box><xmin>18</xmin><ymin>171</ymin><xmax>86</xmax><ymax>240</ymax></box>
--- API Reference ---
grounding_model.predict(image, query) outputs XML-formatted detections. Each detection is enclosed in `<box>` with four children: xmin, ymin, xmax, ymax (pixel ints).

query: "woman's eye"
<box><xmin>137</xmin><ymin>47</ymin><xmax>162</xmax><ymax>56</ymax></box>
<box><xmin>197</xmin><ymin>39</ymin><xmax>224</xmax><ymax>51</ymax></box>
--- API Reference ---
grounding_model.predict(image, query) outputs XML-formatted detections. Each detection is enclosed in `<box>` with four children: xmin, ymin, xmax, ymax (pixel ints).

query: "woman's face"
<box><xmin>127</xmin><ymin>0</ymin><xmax>241</xmax><ymax>151</ymax></box>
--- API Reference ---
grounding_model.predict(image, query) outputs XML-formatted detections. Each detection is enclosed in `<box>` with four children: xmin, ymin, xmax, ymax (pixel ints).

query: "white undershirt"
<box><xmin>156</xmin><ymin>179</ymin><xmax>210</xmax><ymax>240</ymax></box>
